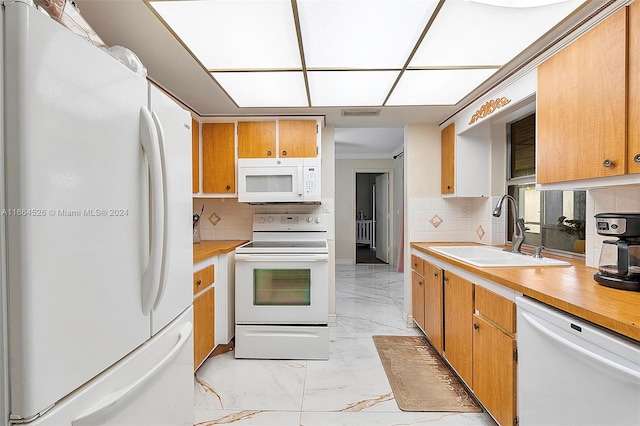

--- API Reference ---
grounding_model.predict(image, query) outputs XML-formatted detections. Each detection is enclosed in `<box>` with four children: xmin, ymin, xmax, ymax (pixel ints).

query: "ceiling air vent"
<box><xmin>341</xmin><ymin>108</ymin><xmax>382</xmax><ymax>117</ymax></box>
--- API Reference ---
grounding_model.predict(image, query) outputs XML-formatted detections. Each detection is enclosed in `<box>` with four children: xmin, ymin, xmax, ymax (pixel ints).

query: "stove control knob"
<box><xmin>306</xmin><ymin>216</ymin><xmax>313</xmax><ymax>223</ymax></box>
<box><xmin>267</xmin><ymin>216</ymin><xmax>274</xmax><ymax>223</ymax></box>
<box><xmin>315</xmin><ymin>217</ymin><xmax>321</xmax><ymax>224</ymax></box>
<box><xmin>258</xmin><ymin>217</ymin><xmax>265</xmax><ymax>223</ymax></box>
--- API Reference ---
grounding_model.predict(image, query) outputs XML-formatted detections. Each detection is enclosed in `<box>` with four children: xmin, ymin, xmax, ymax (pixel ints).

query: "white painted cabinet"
<box><xmin>441</xmin><ymin>120</ymin><xmax>490</xmax><ymax>198</ymax></box>
<box><xmin>193</xmin><ymin>253</ymin><xmax>235</xmax><ymax>347</ymax></box>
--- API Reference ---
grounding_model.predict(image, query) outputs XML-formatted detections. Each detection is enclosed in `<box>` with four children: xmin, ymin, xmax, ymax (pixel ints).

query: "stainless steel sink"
<box><xmin>428</xmin><ymin>245</ymin><xmax>571</xmax><ymax>267</ymax></box>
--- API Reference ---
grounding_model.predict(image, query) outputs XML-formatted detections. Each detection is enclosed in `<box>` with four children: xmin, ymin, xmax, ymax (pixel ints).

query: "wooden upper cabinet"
<box><xmin>441</xmin><ymin>123</ymin><xmax>455</xmax><ymax>194</ymax></box>
<box><xmin>192</xmin><ymin>119</ymin><xmax>200</xmax><ymax>193</ymax></box>
<box><xmin>202</xmin><ymin>123</ymin><xmax>236</xmax><ymax>194</ymax></box>
<box><xmin>629</xmin><ymin>1</ymin><xmax>640</xmax><ymax>175</ymax></box>
<box><xmin>237</xmin><ymin>121</ymin><xmax>276</xmax><ymax>158</ymax></box>
<box><xmin>279</xmin><ymin>120</ymin><xmax>318</xmax><ymax>158</ymax></box>
<box><xmin>537</xmin><ymin>8</ymin><xmax>627</xmax><ymax>183</ymax></box>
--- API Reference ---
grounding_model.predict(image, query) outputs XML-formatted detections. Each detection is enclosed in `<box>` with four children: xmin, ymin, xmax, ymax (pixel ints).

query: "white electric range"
<box><xmin>234</xmin><ymin>214</ymin><xmax>329</xmax><ymax>360</ymax></box>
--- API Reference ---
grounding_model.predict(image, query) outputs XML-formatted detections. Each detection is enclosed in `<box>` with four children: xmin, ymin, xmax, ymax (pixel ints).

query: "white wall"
<box><xmin>335</xmin><ymin>158</ymin><xmax>395</xmax><ymax>264</ymax></box>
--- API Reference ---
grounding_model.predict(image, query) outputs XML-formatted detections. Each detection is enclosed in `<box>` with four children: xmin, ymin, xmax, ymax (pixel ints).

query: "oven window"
<box><xmin>246</xmin><ymin>175</ymin><xmax>293</xmax><ymax>193</ymax></box>
<box><xmin>253</xmin><ymin>269</ymin><xmax>311</xmax><ymax>306</ymax></box>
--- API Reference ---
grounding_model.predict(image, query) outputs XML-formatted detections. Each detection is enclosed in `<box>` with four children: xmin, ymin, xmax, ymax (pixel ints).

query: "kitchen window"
<box><xmin>506</xmin><ymin>113</ymin><xmax>586</xmax><ymax>254</ymax></box>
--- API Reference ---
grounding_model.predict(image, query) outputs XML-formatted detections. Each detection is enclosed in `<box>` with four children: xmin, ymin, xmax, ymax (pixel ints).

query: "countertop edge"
<box><xmin>410</xmin><ymin>242</ymin><xmax>640</xmax><ymax>342</ymax></box>
<box><xmin>193</xmin><ymin>240</ymin><xmax>249</xmax><ymax>264</ymax></box>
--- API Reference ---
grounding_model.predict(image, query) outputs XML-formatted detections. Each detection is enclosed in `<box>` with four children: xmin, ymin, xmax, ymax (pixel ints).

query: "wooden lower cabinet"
<box><xmin>423</xmin><ymin>261</ymin><xmax>443</xmax><ymax>354</ymax></box>
<box><xmin>473</xmin><ymin>315</ymin><xmax>516</xmax><ymax>426</ymax></box>
<box><xmin>411</xmin><ymin>271</ymin><xmax>426</xmax><ymax>331</ymax></box>
<box><xmin>193</xmin><ymin>264</ymin><xmax>215</xmax><ymax>371</ymax></box>
<box><xmin>443</xmin><ymin>271</ymin><xmax>474</xmax><ymax>386</ymax></box>
<box><xmin>473</xmin><ymin>285</ymin><xmax>517</xmax><ymax>426</ymax></box>
<box><xmin>193</xmin><ymin>287</ymin><xmax>215</xmax><ymax>370</ymax></box>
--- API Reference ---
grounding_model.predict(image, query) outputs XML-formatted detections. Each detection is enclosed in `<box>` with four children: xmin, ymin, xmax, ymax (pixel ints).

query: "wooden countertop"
<box><xmin>411</xmin><ymin>242</ymin><xmax>640</xmax><ymax>342</ymax></box>
<box><xmin>193</xmin><ymin>240</ymin><xmax>248</xmax><ymax>263</ymax></box>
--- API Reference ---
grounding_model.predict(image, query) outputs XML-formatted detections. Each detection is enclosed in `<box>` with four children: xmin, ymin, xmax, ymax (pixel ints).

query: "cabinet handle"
<box><xmin>443</xmin><ymin>276</ymin><xmax>449</xmax><ymax>282</ymax></box>
<box><xmin>434</xmin><ymin>272</ymin><xmax>438</xmax><ymax>277</ymax></box>
<box><xmin>267</xmin><ymin>150</ymin><xmax>272</xmax><ymax>156</ymax></box>
<box><xmin>196</xmin><ymin>279</ymin><xmax>202</xmax><ymax>286</ymax></box>
<box><xmin>603</xmin><ymin>158</ymin><xmax>614</xmax><ymax>168</ymax></box>
<box><xmin>447</xmin><ymin>185</ymin><xmax>451</xmax><ymax>189</ymax></box>
<box><xmin>282</xmin><ymin>150</ymin><xmax>287</xmax><ymax>156</ymax></box>
<box><xmin>634</xmin><ymin>154</ymin><xmax>640</xmax><ymax>164</ymax></box>
<box><xmin>418</xmin><ymin>280</ymin><xmax>423</xmax><ymax>286</ymax></box>
<box><xmin>473</xmin><ymin>323</ymin><xmax>479</xmax><ymax>330</ymax></box>
<box><xmin>226</xmin><ymin>185</ymin><xmax>231</xmax><ymax>190</ymax></box>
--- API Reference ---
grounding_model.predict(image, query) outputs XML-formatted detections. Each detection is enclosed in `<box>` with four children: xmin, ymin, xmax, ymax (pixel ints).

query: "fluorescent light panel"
<box><xmin>151</xmin><ymin>0</ymin><xmax>301</xmax><ymax>70</ymax></box>
<box><xmin>212</xmin><ymin>72</ymin><xmax>308</xmax><ymax>107</ymax></box>
<box><xmin>297</xmin><ymin>0</ymin><xmax>439</xmax><ymax>69</ymax></box>
<box><xmin>387</xmin><ymin>69</ymin><xmax>497</xmax><ymax>105</ymax></box>
<box><xmin>410</xmin><ymin>0</ymin><xmax>587</xmax><ymax>67</ymax></box>
<box><xmin>308</xmin><ymin>70</ymin><xmax>399</xmax><ymax>107</ymax></box>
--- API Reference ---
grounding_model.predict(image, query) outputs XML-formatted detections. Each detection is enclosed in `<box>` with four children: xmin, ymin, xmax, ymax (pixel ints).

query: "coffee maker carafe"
<box><xmin>594</xmin><ymin>213</ymin><xmax>640</xmax><ymax>292</ymax></box>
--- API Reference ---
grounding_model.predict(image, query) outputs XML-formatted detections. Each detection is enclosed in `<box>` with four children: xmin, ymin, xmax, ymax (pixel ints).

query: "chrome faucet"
<box><xmin>493</xmin><ymin>194</ymin><xmax>526</xmax><ymax>254</ymax></box>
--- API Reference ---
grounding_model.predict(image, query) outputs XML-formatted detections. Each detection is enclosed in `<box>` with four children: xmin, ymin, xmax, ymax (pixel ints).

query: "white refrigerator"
<box><xmin>1</xmin><ymin>1</ymin><xmax>194</xmax><ymax>425</ymax></box>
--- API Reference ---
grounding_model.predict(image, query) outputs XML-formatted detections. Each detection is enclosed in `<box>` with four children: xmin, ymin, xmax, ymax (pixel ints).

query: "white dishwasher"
<box><xmin>516</xmin><ymin>296</ymin><xmax>640</xmax><ymax>425</ymax></box>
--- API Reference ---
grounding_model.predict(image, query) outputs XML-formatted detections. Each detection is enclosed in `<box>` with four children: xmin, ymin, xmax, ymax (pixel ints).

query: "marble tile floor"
<box><xmin>194</xmin><ymin>264</ymin><xmax>496</xmax><ymax>426</ymax></box>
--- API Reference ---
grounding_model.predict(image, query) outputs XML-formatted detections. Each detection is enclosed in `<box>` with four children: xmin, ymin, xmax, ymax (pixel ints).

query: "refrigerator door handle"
<box><xmin>520</xmin><ymin>311</ymin><xmax>640</xmax><ymax>380</ymax></box>
<box><xmin>139</xmin><ymin>106</ymin><xmax>165</xmax><ymax>315</ymax></box>
<box><xmin>150</xmin><ymin>110</ymin><xmax>170</xmax><ymax>310</ymax></box>
<box><xmin>71</xmin><ymin>322</ymin><xmax>193</xmax><ymax>426</ymax></box>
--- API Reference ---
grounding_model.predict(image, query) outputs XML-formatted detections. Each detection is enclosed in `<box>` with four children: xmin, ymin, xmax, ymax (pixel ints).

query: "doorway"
<box><xmin>355</xmin><ymin>172</ymin><xmax>390</xmax><ymax>264</ymax></box>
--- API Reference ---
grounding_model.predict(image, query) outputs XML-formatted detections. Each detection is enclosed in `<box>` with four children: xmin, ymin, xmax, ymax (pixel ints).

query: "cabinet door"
<box><xmin>444</xmin><ymin>271</ymin><xmax>474</xmax><ymax>386</ymax></box>
<box><xmin>411</xmin><ymin>271</ymin><xmax>425</xmax><ymax>331</ymax></box>
<box><xmin>537</xmin><ymin>8</ymin><xmax>627</xmax><ymax>183</ymax></box>
<box><xmin>424</xmin><ymin>262</ymin><xmax>443</xmax><ymax>354</ymax></box>
<box><xmin>202</xmin><ymin>123</ymin><xmax>236</xmax><ymax>193</ymax></box>
<box><xmin>473</xmin><ymin>314</ymin><xmax>516</xmax><ymax>426</ymax></box>
<box><xmin>237</xmin><ymin>121</ymin><xmax>276</xmax><ymax>158</ymax></box>
<box><xmin>441</xmin><ymin>123</ymin><xmax>455</xmax><ymax>194</ymax></box>
<box><xmin>279</xmin><ymin>120</ymin><xmax>318</xmax><ymax>158</ymax></box>
<box><xmin>193</xmin><ymin>287</ymin><xmax>215</xmax><ymax>370</ymax></box>
<box><xmin>192</xmin><ymin>119</ymin><xmax>200</xmax><ymax>193</ymax></box>
<box><xmin>630</xmin><ymin>1</ymin><xmax>640</xmax><ymax>175</ymax></box>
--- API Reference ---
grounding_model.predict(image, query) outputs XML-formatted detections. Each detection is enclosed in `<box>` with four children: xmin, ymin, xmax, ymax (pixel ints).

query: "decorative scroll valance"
<box><xmin>468</xmin><ymin>97</ymin><xmax>511</xmax><ymax>124</ymax></box>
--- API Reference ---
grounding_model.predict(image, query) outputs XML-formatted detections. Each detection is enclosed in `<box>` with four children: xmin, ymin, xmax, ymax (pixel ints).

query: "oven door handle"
<box><xmin>235</xmin><ymin>254</ymin><xmax>328</xmax><ymax>262</ymax></box>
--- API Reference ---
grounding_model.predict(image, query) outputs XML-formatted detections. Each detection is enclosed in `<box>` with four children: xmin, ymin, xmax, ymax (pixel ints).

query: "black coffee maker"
<box><xmin>594</xmin><ymin>213</ymin><xmax>640</xmax><ymax>291</ymax></box>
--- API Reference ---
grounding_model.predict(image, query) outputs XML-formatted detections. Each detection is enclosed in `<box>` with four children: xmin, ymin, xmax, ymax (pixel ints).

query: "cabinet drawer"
<box><xmin>193</xmin><ymin>265</ymin><xmax>215</xmax><ymax>295</ymax></box>
<box><xmin>410</xmin><ymin>254</ymin><xmax>424</xmax><ymax>276</ymax></box>
<box><xmin>474</xmin><ymin>285</ymin><xmax>515</xmax><ymax>334</ymax></box>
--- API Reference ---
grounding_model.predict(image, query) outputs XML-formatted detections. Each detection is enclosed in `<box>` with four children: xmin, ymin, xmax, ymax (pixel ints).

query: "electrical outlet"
<box><xmin>460</xmin><ymin>206</ymin><xmax>469</xmax><ymax>219</ymax></box>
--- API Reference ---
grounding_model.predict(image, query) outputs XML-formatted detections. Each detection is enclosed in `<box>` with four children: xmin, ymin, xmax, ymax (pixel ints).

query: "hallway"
<box><xmin>193</xmin><ymin>265</ymin><xmax>493</xmax><ymax>426</ymax></box>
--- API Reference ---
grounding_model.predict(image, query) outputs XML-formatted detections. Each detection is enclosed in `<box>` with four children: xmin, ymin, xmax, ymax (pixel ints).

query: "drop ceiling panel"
<box><xmin>308</xmin><ymin>70</ymin><xmax>399</xmax><ymax>107</ymax></box>
<box><xmin>387</xmin><ymin>68</ymin><xmax>497</xmax><ymax>105</ymax></box>
<box><xmin>151</xmin><ymin>0</ymin><xmax>301</xmax><ymax>70</ymax></box>
<box><xmin>297</xmin><ymin>0</ymin><xmax>439</xmax><ymax>69</ymax></box>
<box><xmin>212</xmin><ymin>71</ymin><xmax>308</xmax><ymax>107</ymax></box>
<box><xmin>410</xmin><ymin>0</ymin><xmax>588</xmax><ymax>67</ymax></box>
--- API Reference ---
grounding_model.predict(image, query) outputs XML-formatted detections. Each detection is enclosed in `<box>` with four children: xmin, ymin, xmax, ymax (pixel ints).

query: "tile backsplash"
<box><xmin>586</xmin><ymin>185</ymin><xmax>640</xmax><ymax>268</ymax></box>
<box><xmin>192</xmin><ymin>198</ymin><xmax>320</xmax><ymax>241</ymax></box>
<box><xmin>409</xmin><ymin>184</ymin><xmax>640</xmax><ymax>269</ymax></box>
<box><xmin>409</xmin><ymin>196</ymin><xmax>502</xmax><ymax>246</ymax></box>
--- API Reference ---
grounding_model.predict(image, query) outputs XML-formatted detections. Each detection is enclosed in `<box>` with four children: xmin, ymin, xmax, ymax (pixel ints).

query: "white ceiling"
<box><xmin>74</xmin><ymin>0</ymin><xmax>601</xmax><ymax>158</ymax></box>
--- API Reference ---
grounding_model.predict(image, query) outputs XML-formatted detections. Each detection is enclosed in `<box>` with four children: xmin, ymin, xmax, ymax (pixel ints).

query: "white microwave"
<box><xmin>237</xmin><ymin>158</ymin><xmax>321</xmax><ymax>203</ymax></box>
